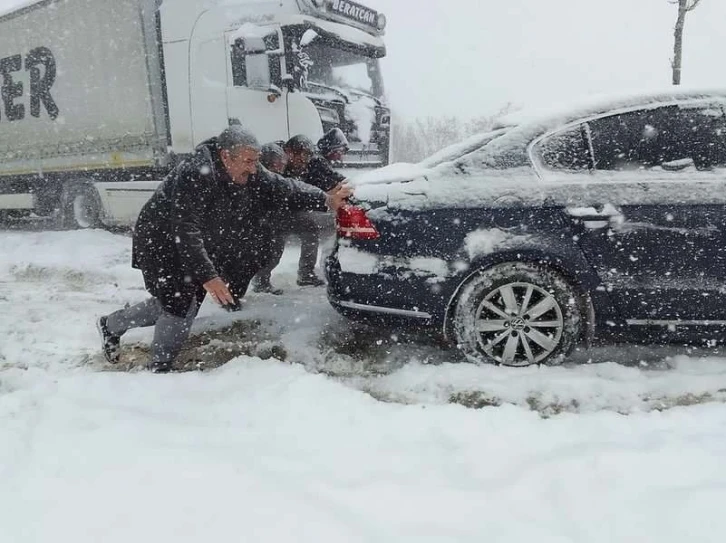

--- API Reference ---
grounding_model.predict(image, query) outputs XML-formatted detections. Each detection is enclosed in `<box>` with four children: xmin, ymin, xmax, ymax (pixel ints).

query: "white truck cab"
<box><xmin>165</xmin><ymin>0</ymin><xmax>389</xmax><ymax>165</ymax></box>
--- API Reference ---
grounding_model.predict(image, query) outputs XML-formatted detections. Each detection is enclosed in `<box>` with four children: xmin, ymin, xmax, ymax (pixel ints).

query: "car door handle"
<box><xmin>565</xmin><ymin>207</ymin><xmax>624</xmax><ymax>230</ymax></box>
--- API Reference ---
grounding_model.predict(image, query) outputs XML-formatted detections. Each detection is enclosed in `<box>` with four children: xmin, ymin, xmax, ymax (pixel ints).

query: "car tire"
<box><xmin>452</xmin><ymin>262</ymin><xmax>583</xmax><ymax>367</ymax></box>
<box><xmin>60</xmin><ymin>182</ymin><xmax>103</xmax><ymax>229</ymax></box>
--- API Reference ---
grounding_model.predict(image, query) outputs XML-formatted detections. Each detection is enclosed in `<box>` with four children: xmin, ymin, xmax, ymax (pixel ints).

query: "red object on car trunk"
<box><xmin>336</xmin><ymin>205</ymin><xmax>380</xmax><ymax>240</ymax></box>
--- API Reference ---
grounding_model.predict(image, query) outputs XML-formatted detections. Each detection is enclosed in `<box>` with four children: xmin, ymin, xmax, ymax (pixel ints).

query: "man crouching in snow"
<box><xmin>96</xmin><ymin>125</ymin><xmax>352</xmax><ymax>373</ymax></box>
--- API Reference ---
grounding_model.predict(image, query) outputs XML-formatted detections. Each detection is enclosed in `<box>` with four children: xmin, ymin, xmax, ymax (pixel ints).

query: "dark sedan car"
<box><xmin>325</xmin><ymin>89</ymin><xmax>726</xmax><ymax>366</ymax></box>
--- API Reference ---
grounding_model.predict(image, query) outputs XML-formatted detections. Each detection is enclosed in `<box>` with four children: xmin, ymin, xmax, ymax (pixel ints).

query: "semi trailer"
<box><xmin>0</xmin><ymin>0</ymin><xmax>389</xmax><ymax>227</ymax></box>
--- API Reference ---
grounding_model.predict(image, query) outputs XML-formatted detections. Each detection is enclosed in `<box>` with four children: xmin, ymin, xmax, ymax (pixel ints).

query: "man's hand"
<box><xmin>203</xmin><ymin>277</ymin><xmax>235</xmax><ymax>306</ymax></box>
<box><xmin>325</xmin><ymin>182</ymin><xmax>354</xmax><ymax>211</ymax></box>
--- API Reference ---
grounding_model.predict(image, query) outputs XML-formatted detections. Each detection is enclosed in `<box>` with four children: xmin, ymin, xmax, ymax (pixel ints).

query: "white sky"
<box><xmin>2</xmin><ymin>0</ymin><xmax>725</xmax><ymax>119</ymax></box>
<box><xmin>365</xmin><ymin>0</ymin><xmax>726</xmax><ymax>118</ymax></box>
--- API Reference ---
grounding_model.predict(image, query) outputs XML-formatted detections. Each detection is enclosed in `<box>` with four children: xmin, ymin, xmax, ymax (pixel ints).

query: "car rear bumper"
<box><xmin>325</xmin><ymin>250</ymin><xmax>442</xmax><ymax>326</ymax></box>
<box><xmin>332</xmin><ymin>299</ymin><xmax>433</xmax><ymax>320</ymax></box>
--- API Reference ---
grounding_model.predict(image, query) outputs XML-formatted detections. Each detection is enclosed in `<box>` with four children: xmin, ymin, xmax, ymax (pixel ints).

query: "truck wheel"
<box><xmin>61</xmin><ymin>183</ymin><xmax>103</xmax><ymax>229</ymax></box>
<box><xmin>452</xmin><ymin>262</ymin><xmax>583</xmax><ymax>367</ymax></box>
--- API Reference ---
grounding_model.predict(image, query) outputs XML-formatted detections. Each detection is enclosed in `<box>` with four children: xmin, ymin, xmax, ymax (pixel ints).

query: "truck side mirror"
<box><xmin>300</xmin><ymin>29</ymin><xmax>319</xmax><ymax>47</ymax></box>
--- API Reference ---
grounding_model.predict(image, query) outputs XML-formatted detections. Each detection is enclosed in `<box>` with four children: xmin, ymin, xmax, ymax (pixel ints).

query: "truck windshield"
<box><xmin>284</xmin><ymin>26</ymin><xmax>384</xmax><ymax>99</ymax></box>
<box><xmin>282</xmin><ymin>25</ymin><xmax>388</xmax><ymax>159</ymax></box>
<box><xmin>307</xmin><ymin>46</ymin><xmax>383</xmax><ymax>98</ymax></box>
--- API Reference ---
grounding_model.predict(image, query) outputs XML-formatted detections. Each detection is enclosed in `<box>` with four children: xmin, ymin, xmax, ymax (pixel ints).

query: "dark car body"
<box><xmin>325</xmin><ymin>89</ymin><xmax>726</xmax><ymax>365</ymax></box>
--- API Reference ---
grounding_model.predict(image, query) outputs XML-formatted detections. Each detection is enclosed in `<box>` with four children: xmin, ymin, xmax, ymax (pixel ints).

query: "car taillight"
<box><xmin>336</xmin><ymin>205</ymin><xmax>380</xmax><ymax>240</ymax></box>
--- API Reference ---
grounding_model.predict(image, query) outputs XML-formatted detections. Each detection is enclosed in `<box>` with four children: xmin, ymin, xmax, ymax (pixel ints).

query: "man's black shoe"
<box><xmin>297</xmin><ymin>275</ymin><xmax>325</xmax><ymax>287</ymax></box>
<box><xmin>96</xmin><ymin>316</ymin><xmax>121</xmax><ymax>364</ymax></box>
<box><xmin>252</xmin><ymin>281</ymin><xmax>284</xmax><ymax>295</ymax></box>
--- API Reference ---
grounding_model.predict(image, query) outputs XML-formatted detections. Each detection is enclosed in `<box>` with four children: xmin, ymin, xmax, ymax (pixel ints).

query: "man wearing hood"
<box><xmin>96</xmin><ymin>126</ymin><xmax>352</xmax><ymax>372</ymax></box>
<box><xmin>311</xmin><ymin>127</ymin><xmax>351</xmax><ymax>187</ymax></box>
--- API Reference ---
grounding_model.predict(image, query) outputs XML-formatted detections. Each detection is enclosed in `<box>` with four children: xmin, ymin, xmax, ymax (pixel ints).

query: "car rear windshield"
<box><xmin>418</xmin><ymin>128</ymin><xmax>512</xmax><ymax>169</ymax></box>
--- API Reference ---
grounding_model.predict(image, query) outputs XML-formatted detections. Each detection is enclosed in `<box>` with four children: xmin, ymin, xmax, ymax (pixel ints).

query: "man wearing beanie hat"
<box><xmin>317</xmin><ymin>127</ymin><xmax>350</xmax><ymax>162</ymax></box>
<box><xmin>97</xmin><ymin>125</ymin><xmax>352</xmax><ymax>372</ymax></box>
<box><xmin>259</xmin><ymin>142</ymin><xmax>288</xmax><ymax>175</ymax></box>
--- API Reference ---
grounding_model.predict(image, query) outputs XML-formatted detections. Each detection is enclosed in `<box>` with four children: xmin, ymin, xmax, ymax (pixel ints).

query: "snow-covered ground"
<box><xmin>3</xmin><ymin>229</ymin><xmax>726</xmax><ymax>542</ymax></box>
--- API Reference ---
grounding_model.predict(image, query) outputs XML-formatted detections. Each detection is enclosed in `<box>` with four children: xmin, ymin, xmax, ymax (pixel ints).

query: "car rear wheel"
<box><xmin>453</xmin><ymin>263</ymin><xmax>583</xmax><ymax>367</ymax></box>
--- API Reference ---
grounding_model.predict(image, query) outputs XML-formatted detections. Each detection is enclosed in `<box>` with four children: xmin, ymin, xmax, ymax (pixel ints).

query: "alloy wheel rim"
<box><xmin>474</xmin><ymin>281</ymin><xmax>564</xmax><ymax>366</ymax></box>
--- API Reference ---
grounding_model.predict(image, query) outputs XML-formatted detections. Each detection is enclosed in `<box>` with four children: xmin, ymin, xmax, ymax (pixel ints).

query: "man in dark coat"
<box><xmin>252</xmin><ymin>142</ymin><xmax>289</xmax><ymax>294</ymax></box>
<box><xmin>96</xmin><ymin>126</ymin><xmax>352</xmax><ymax>372</ymax></box>
<box><xmin>268</xmin><ymin>132</ymin><xmax>349</xmax><ymax>287</ymax></box>
<box><xmin>311</xmin><ymin>127</ymin><xmax>350</xmax><ymax>189</ymax></box>
<box><xmin>259</xmin><ymin>142</ymin><xmax>288</xmax><ymax>175</ymax></box>
<box><xmin>252</xmin><ymin>135</ymin><xmax>326</xmax><ymax>289</ymax></box>
<box><xmin>286</xmin><ymin>129</ymin><xmax>349</xmax><ymax>192</ymax></box>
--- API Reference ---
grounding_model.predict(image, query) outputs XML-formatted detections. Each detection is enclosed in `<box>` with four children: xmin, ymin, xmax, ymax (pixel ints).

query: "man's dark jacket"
<box><xmin>286</xmin><ymin>154</ymin><xmax>346</xmax><ymax>191</ymax></box>
<box><xmin>132</xmin><ymin>138</ymin><xmax>328</xmax><ymax>316</ymax></box>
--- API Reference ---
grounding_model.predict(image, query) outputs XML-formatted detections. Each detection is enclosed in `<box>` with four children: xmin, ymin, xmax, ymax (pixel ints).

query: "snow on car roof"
<box><xmin>361</xmin><ymin>87</ymin><xmax>726</xmax><ymax>192</ymax></box>
<box><xmin>353</xmin><ymin>87</ymin><xmax>726</xmax><ymax>211</ymax></box>
<box><xmin>454</xmin><ymin>86</ymin><xmax>726</xmax><ymax>171</ymax></box>
<box><xmin>0</xmin><ymin>0</ymin><xmax>43</xmax><ymax>20</ymax></box>
<box><xmin>501</xmin><ymin>85</ymin><xmax>726</xmax><ymax>128</ymax></box>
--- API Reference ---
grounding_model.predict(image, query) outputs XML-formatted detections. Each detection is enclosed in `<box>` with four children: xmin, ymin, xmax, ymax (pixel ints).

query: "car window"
<box><xmin>535</xmin><ymin>124</ymin><xmax>591</xmax><ymax>171</ymax></box>
<box><xmin>588</xmin><ymin>103</ymin><xmax>726</xmax><ymax>171</ymax></box>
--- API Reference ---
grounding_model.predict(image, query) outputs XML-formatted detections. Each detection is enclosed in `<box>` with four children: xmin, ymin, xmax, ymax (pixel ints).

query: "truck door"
<box><xmin>226</xmin><ymin>27</ymin><xmax>289</xmax><ymax>144</ymax></box>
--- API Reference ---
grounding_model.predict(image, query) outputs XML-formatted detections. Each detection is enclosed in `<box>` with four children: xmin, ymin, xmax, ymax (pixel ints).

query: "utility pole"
<box><xmin>671</xmin><ymin>0</ymin><xmax>703</xmax><ymax>85</ymax></box>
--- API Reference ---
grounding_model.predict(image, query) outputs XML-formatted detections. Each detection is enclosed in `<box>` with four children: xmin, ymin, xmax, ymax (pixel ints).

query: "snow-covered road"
<box><xmin>2</xmin><ymin>229</ymin><xmax>726</xmax><ymax>542</ymax></box>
